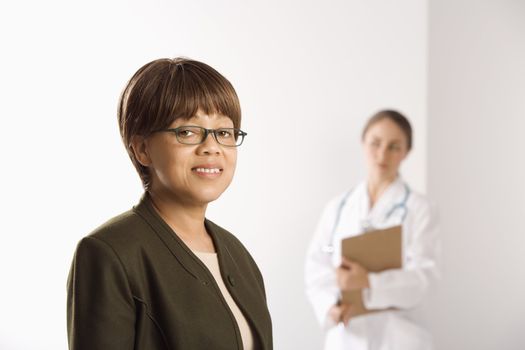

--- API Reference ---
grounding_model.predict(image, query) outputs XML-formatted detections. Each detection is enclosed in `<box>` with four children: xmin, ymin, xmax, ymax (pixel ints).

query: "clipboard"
<box><xmin>340</xmin><ymin>225</ymin><xmax>402</xmax><ymax>317</ymax></box>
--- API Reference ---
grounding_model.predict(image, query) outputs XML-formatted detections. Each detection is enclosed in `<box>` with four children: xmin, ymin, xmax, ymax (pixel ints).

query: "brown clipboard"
<box><xmin>340</xmin><ymin>225</ymin><xmax>402</xmax><ymax>317</ymax></box>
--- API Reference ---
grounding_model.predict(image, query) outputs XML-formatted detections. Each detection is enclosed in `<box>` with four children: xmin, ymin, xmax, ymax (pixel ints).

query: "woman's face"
<box><xmin>139</xmin><ymin>110</ymin><xmax>238</xmax><ymax>207</ymax></box>
<box><xmin>362</xmin><ymin>118</ymin><xmax>409</xmax><ymax>181</ymax></box>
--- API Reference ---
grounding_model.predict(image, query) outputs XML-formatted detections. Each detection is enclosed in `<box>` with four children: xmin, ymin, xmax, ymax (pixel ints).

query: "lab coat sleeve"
<box><xmin>304</xmin><ymin>198</ymin><xmax>341</xmax><ymax>329</ymax></box>
<box><xmin>67</xmin><ymin>236</ymin><xmax>135</xmax><ymax>350</ymax></box>
<box><xmin>363</xmin><ymin>200</ymin><xmax>440</xmax><ymax>310</ymax></box>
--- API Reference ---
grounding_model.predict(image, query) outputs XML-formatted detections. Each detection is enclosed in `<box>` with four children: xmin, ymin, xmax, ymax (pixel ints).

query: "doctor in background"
<box><xmin>305</xmin><ymin>110</ymin><xmax>439</xmax><ymax>350</ymax></box>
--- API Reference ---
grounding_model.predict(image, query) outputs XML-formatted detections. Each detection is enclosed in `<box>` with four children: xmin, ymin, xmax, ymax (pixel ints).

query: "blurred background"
<box><xmin>0</xmin><ymin>0</ymin><xmax>523</xmax><ymax>349</ymax></box>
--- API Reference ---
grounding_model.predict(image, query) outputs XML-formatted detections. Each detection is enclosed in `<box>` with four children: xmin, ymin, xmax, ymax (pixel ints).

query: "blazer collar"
<box><xmin>132</xmin><ymin>193</ymin><xmax>267</xmax><ymax>347</ymax></box>
<box><xmin>132</xmin><ymin>192</ymin><xmax>212</xmax><ymax>281</ymax></box>
<box><xmin>132</xmin><ymin>193</ymin><xmax>245</xmax><ymax>289</ymax></box>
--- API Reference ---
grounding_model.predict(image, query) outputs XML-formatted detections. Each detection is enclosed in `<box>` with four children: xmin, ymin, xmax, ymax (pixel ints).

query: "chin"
<box><xmin>371</xmin><ymin>169</ymin><xmax>393</xmax><ymax>180</ymax></box>
<box><xmin>375</xmin><ymin>166</ymin><xmax>391</xmax><ymax>173</ymax></box>
<box><xmin>194</xmin><ymin>188</ymin><xmax>226</xmax><ymax>205</ymax></box>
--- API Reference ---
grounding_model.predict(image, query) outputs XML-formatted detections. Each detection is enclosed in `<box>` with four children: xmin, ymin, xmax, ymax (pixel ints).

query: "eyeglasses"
<box><xmin>153</xmin><ymin>126</ymin><xmax>247</xmax><ymax>147</ymax></box>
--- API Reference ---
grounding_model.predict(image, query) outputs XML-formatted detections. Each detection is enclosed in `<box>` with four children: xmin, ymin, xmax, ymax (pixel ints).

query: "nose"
<box><xmin>377</xmin><ymin>146</ymin><xmax>388</xmax><ymax>162</ymax></box>
<box><xmin>197</xmin><ymin>131</ymin><xmax>221</xmax><ymax>155</ymax></box>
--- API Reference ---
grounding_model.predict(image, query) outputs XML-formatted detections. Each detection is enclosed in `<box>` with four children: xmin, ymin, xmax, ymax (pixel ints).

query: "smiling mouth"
<box><xmin>192</xmin><ymin>167</ymin><xmax>223</xmax><ymax>174</ymax></box>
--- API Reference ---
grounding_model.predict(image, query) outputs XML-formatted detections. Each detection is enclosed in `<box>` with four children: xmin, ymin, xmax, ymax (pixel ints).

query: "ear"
<box><xmin>130</xmin><ymin>135</ymin><xmax>152</xmax><ymax>167</ymax></box>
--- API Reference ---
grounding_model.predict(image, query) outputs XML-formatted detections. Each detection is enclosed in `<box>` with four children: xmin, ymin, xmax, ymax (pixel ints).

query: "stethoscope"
<box><xmin>322</xmin><ymin>183</ymin><xmax>411</xmax><ymax>254</ymax></box>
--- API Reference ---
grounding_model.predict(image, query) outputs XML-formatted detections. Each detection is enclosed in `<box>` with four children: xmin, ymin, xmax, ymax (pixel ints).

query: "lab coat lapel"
<box><xmin>335</xmin><ymin>182</ymin><xmax>368</xmax><ymax>238</ymax></box>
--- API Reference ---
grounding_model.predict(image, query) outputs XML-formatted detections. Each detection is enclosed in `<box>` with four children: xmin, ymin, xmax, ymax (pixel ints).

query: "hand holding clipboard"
<box><xmin>339</xmin><ymin>225</ymin><xmax>402</xmax><ymax>318</ymax></box>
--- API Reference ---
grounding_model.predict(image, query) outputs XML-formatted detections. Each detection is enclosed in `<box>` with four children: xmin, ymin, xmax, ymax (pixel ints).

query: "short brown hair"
<box><xmin>117</xmin><ymin>57</ymin><xmax>241</xmax><ymax>190</ymax></box>
<box><xmin>361</xmin><ymin>110</ymin><xmax>413</xmax><ymax>151</ymax></box>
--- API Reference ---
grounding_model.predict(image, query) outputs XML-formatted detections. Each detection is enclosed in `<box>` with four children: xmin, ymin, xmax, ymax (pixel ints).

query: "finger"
<box><xmin>329</xmin><ymin>305</ymin><xmax>343</xmax><ymax>323</ymax></box>
<box><xmin>342</xmin><ymin>304</ymin><xmax>354</xmax><ymax>326</ymax></box>
<box><xmin>335</xmin><ymin>268</ymin><xmax>343</xmax><ymax>283</ymax></box>
<box><xmin>343</xmin><ymin>317</ymin><xmax>350</xmax><ymax>326</ymax></box>
<box><xmin>336</xmin><ymin>267</ymin><xmax>351</xmax><ymax>281</ymax></box>
<box><xmin>340</xmin><ymin>257</ymin><xmax>353</xmax><ymax>268</ymax></box>
<box><xmin>336</xmin><ymin>276</ymin><xmax>348</xmax><ymax>290</ymax></box>
<box><xmin>343</xmin><ymin>257</ymin><xmax>360</xmax><ymax>270</ymax></box>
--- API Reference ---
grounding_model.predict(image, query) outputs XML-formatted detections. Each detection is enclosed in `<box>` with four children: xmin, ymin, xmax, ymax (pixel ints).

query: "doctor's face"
<box><xmin>362</xmin><ymin>118</ymin><xmax>409</xmax><ymax>180</ymax></box>
<box><xmin>135</xmin><ymin>110</ymin><xmax>238</xmax><ymax>207</ymax></box>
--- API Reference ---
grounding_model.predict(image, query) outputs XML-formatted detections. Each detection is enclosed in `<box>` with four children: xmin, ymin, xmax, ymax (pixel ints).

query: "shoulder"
<box><xmin>68</xmin><ymin>213</ymin><xmax>138</xmax><ymax>310</ymax></box>
<box><xmin>405</xmin><ymin>187</ymin><xmax>439</xmax><ymax>231</ymax></box>
<box><xmin>76</xmin><ymin>208</ymin><xmax>152</xmax><ymax>256</ymax></box>
<box><xmin>70</xmin><ymin>210</ymin><xmax>143</xmax><ymax>275</ymax></box>
<box><xmin>407</xmin><ymin>187</ymin><xmax>437</xmax><ymax>213</ymax></box>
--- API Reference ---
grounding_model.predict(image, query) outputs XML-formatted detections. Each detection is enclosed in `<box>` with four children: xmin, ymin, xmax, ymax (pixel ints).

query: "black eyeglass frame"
<box><xmin>152</xmin><ymin>125</ymin><xmax>248</xmax><ymax>147</ymax></box>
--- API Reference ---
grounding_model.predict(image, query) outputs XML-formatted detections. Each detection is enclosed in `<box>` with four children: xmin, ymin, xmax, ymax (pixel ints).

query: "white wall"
<box><xmin>0</xmin><ymin>1</ymin><xmax>427</xmax><ymax>349</ymax></box>
<box><xmin>427</xmin><ymin>0</ymin><xmax>525</xmax><ymax>349</ymax></box>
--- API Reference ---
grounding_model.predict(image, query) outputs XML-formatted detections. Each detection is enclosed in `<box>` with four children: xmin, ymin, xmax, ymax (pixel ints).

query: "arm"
<box><xmin>363</xmin><ymin>200</ymin><xmax>440</xmax><ymax>310</ymax></box>
<box><xmin>304</xmin><ymin>199</ymin><xmax>341</xmax><ymax>328</ymax></box>
<box><xmin>67</xmin><ymin>236</ymin><xmax>135</xmax><ymax>350</ymax></box>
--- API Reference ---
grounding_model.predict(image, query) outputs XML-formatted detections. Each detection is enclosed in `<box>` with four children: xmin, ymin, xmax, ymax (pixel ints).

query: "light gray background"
<box><xmin>0</xmin><ymin>1</ymin><xmax>523</xmax><ymax>349</ymax></box>
<box><xmin>427</xmin><ymin>0</ymin><xmax>525</xmax><ymax>349</ymax></box>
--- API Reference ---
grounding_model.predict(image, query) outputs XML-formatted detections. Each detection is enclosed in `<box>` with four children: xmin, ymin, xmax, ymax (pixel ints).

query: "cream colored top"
<box><xmin>193</xmin><ymin>251</ymin><xmax>254</xmax><ymax>350</ymax></box>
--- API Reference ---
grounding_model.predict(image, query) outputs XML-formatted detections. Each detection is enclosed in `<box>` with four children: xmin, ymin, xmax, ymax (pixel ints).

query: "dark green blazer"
<box><xmin>67</xmin><ymin>194</ymin><xmax>272</xmax><ymax>350</ymax></box>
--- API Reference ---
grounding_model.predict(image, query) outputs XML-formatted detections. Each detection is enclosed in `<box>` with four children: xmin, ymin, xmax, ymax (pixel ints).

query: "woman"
<box><xmin>305</xmin><ymin>110</ymin><xmax>439</xmax><ymax>350</ymax></box>
<box><xmin>67</xmin><ymin>58</ymin><xmax>272</xmax><ymax>350</ymax></box>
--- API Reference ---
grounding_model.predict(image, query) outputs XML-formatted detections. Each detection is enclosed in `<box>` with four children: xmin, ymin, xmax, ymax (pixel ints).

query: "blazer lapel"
<box><xmin>132</xmin><ymin>193</ymin><xmax>205</xmax><ymax>281</ymax></box>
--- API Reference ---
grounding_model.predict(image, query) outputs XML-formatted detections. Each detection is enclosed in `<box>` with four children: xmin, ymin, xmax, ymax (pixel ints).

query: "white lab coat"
<box><xmin>305</xmin><ymin>177</ymin><xmax>439</xmax><ymax>350</ymax></box>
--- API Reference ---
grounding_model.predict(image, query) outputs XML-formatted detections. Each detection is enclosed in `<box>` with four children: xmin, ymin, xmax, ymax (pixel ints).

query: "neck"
<box><xmin>148</xmin><ymin>189</ymin><xmax>208</xmax><ymax>239</ymax></box>
<box><xmin>367</xmin><ymin>173</ymin><xmax>398</xmax><ymax>207</ymax></box>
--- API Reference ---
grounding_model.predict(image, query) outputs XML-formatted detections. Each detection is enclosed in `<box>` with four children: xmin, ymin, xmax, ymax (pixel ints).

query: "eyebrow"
<box><xmin>371</xmin><ymin>136</ymin><xmax>403</xmax><ymax>144</ymax></box>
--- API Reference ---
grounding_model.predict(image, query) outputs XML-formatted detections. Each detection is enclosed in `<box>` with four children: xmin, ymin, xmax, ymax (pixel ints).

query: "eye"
<box><xmin>217</xmin><ymin>129</ymin><xmax>234</xmax><ymax>138</ymax></box>
<box><xmin>370</xmin><ymin>140</ymin><xmax>380</xmax><ymax>148</ymax></box>
<box><xmin>176</xmin><ymin>127</ymin><xmax>197</xmax><ymax>138</ymax></box>
<box><xmin>388</xmin><ymin>144</ymin><xmax>401</xmax><ymax>151</ymax></box>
